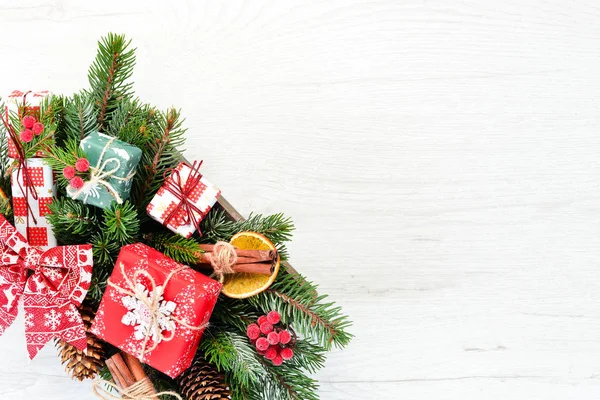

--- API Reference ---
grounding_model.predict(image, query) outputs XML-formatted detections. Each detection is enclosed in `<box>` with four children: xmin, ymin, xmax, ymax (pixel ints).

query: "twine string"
<box><xmin>92</xmin><ymin>378</ymin><xmax>182</xmax><ymax>400</ymax></box>
<box><xmin>161</xmin><ymin>161</ymin><xmax>206</xmax><ymax>233</ymax></box>
<box><xmin>210</xmin><ymin>241</ymin><xmax>238</xmax><ymax>283</ymax></box>
<box><xmin>70</xmin><ymin>136</ymin><xmax>136</xmax><ymax>204</ymax></box>
<box><xmin>107</xmin><ymin>262</ymin><xmax>208</xmax><ymax>358</ymax></box>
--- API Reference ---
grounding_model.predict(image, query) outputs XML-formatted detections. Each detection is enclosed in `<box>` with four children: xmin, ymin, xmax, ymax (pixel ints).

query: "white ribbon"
<box><xmin>69</xmin><ymin>136</ymin><xmax>136</xmax><ymax>205</ymax></box>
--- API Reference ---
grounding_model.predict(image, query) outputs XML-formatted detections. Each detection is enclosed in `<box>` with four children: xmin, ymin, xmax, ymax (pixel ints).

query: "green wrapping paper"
<box><xmin>67</xmin><ymin>131</ymin><xmax>142</xmax><ymax>209</ymax></box>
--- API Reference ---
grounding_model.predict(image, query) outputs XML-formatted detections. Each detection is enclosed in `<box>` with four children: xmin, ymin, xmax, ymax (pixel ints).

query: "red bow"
<box><xmin>0</xmin><ymin>214</ymin><xmax>93</xmax><ymax>359</ymax></box>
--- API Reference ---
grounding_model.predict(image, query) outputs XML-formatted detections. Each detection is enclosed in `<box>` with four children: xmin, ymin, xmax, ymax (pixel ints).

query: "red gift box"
<box><xmin>90</xmin><ymin>243</ymin><xmax>222</xmax><ymax>378</ymax></box>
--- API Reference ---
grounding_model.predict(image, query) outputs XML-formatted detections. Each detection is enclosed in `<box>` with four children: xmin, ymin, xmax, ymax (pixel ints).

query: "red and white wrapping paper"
<box><xmin>91</xmin><ymin>243</ymin><xmax>222</xmax><ymax>378</ymax></box>
<box><xmin>0</xmin><ymin>213</ymin><xmax>93</xmax><ymax>359</ymax></box>
<box><xmin>11</xmin><ymin>158</ymin><xmax>57</xmax><ymax>250</ymax></box>
<box><xmin>147</xmin><ymin>162</ymin><xmax>220</xmax><ymax>238</ymax></box>
<box><xmin>5</xmin><ymin>90</ymin><xmax>52</xmax><ymax>158</ymax></box>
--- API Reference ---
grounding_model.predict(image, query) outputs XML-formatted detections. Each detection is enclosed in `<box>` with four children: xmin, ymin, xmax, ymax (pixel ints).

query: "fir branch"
<box><xmin>46</xmin><ymin>198</ymin><xmax>98</xmax><ymax>243</ymax></box>
<box><xmin>202</xmin><ymin>211</ymin><xmax>294</xmax><ymax>260</ymax></box>
<box><xmin>260</xmin><ymin>362</ymin><xmax>320</xmax><ymax>400</ymax></box>
<box><xmin>102</xmin><ymin>201</ymin><xmax>140</xmax><ymax>245</ymax></box>
<box><xmin>249</xmin><ymin>272</ymin><xmax>352</xmax><ymax>350</ymax></box>
<box><xmin>92</xmin><ymin>231</ymin><xmax>120</xmax><ymax>268</ymax></box>
<box><xmin>147</xmin><ymin>232</ymin><xmax>203</xmax><ymax>265</ymax></box>
<box><xmin>43</xmin><ymin>137</ymin><xmax>86</xmax><ymax>189</ymax></box>
<box><xmin>88</xmin><ymin>33</ymin><xmax>136</xmax><ymax>132</ymax></box>
<box><xmin>62</xmin><ymin>91</ymin><xmax>97</xmax><ymax>142</ymax></box>
<box><xmin>211</xmin><ymin>298</ymin><xmax>261</xmax><ymax>333</ymax></box>
<box><xmin>0</xmin><ymin>97</ymin><xmax>11</xmax><ymax>199</ymax></box>
<box><xmin>133</xmin><ymin>108</ymin><xmax>185</xmax><ymax>208</ymax></box>
<box><xmin>199</xmin><ymin>329</ymin><xmax>267</xmax><ymax>388</ymax></box>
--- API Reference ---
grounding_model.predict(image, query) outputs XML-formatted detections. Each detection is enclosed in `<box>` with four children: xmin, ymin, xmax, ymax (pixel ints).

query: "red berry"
<box><xmin>69</xmin><ymin>176</ymin><xmax>84</xmax><ymax>190</ymax></box>
<box><xmin>272</xmin><ymin>355</ymin><xmax>284</xmax><ymax>366</ymax></box>
<box><xmin>20</xmin><ymin>129</ymin><xmax>34</xmax><ymax>143</ymax></box>
<box><xmin>280</xmin><ymin>347</ymin><xmax>294</xmax><ymax>361</ymax></box>
<box><xmin>266</xmin><ymin>311</ymin><xmax>281</xmax><ymax>325</ymax></box>
<box><xmin>63</xmin><ymin>166</ymin><xmax>76</xmax><ymax>180</ymax></box>
<box><xmin>246</xmin><ymin>323</ymin><xmax>261</xmax><ymax>340</ymax></box>
<box><xmin>32</xmin><ymin>122</ymin><xmax>44</xmax><ymax>135</ymax></box>
<box><xmin>257</xmin><ymin>315</ymin><xmax>268</xmax><ymax>325</ymax></box>
<box><xmin>267</xmin><ymin>331</ymin><xmax>280</xmax><ymax>345</ymax></box>
<box><xmin>22</xmin><ymin>116</ymin><xmax>35</xmax><ymax>129</ymax></box>
<box><xmin>260</xmin><ymin>322</ymin><xmax>273</xmax><ymax>334</ymax></box>
<box><xmin>265</xmin><ymin>346</ymin><xmax>278</xmax><ymax>360</ymax></box>
<box><xmin>75</xmin><ymin>157</ymin><xmax>90</xmax><ymax>172</ymax></box>
<box><xmin>255</xmin><ymin>337</ymin><xmax>269</xmax><ymax>352</ymax></box>
<box><xmin>279</xmin><ymin>329</ymin><xmax>292</xmax><ymax>345</ymax></box>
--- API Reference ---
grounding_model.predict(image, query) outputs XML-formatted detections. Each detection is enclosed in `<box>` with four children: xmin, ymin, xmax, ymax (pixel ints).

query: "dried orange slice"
<box><xmin>221</xmin><ymin>231</ymin><xmax>280</xmax><ymax>299</ymax></box>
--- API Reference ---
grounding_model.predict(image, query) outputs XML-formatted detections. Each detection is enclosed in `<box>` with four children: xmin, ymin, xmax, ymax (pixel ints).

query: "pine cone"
<box><xmin>178</xmin><ymin>357</ymin><xmax>231</xmax><ymax>400</ymax></box>
<box><xmin>55</xmin><ymin>304</ymin><xmax>105</xmax><ymax>381</ymax></box>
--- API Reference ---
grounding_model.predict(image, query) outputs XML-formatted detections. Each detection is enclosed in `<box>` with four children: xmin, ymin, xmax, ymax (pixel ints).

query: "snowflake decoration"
<box><xmin>41</xmin><ymin>255</ymin><xmax>61</xmax><ymax>268</ymax></box>
<box><xmin>44</xmin><ymin>309</ymin><xmax>62</xmax><ymax>331</ymax></box>
<box><xmin>64</xmin><ymin>308</ymin><xmax>80</xmax><ymax>323</ymax></box>
<box><xmin>24</xmin><ymin>312</ymin><xmax>34</xmax><ymax>328</ymax></box>
<box><xmin>121</xmin><ymin>282</ymin><xmax>177</xmax><ymax>343</ymax></box>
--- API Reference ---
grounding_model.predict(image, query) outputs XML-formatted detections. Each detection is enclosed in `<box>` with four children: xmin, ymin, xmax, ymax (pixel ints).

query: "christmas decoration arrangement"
<box><xmin>0</xmin><ymin>33</ymin><xmax>351</xmax><ymax>400</ymax></box>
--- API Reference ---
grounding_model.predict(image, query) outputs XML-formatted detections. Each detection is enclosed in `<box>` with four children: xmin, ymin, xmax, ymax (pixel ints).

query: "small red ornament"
<box><xmin>279</xmin><ymin>330</ymin><xmax>292</xmax><ymax>345</ymax></box>
<box><xmin>265</xmin><ymin>346</ymin><xmax>278</xmax><ymax>360</ymax></box>
<box><xmin>69</xmin><ymin>176</ymin><xmax>84</xmax><ymax>190</ymax></box>
<box><xmin>20</xmin><ymin>129</ymin><xmax>34</xmax><ymax>143</ymax></box>
<box><xmin>256</xmin><ymin>337</ymin><xmax>269</xmax><ymax>352</ymax></box>
<box><xmin>75</xmin><ymin>157</ymin><xmax>90</xmax><ymax>172</ymax></box>
<box><xmin>63</xmin><ymin>166</ymin><xmax>76</xmax><ymax>180</ymax></box>
<box><xmin>272</xmin><ymin>355</ymin><xmax>284</xmax><ymax>366</ymax></box>
<box><xmin>267</xmin><ymin>331</ymin><xmax>280</xmax><ymax>345</ymax></box>
<box><xmin>22</xmin><ymin>116</ymin><xmax>36</xmax><ymax>129</ymax></box>
<box><xmin>246</xmin><ymin>323</ymin><xmax>261</xmax><ymax>340</ymax></box>
<box><xmin>32</xmin><ymin>122</ymin><xmax>44</xmax><ymax>135</ymax></box>
<box><xmin>260</xmin><ymin>322</ymin><xmax>273</xmax><ymax>334</ymax></box>
<box><xmin>266</xmin><ymin>310</ymin><xmax>281</xmax><ymax>325</ymax></box>
<box><xmin>280</xmin><ymin>347</ymin><xmax>294</xmax><ymax>361</ymax></box>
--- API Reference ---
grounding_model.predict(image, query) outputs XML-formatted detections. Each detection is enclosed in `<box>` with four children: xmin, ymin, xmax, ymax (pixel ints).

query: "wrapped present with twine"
<box><xmin>90</xmin><ymin>243</ymin><xmax>222</xmax><ymax>378</ymax></box>
<box><xmin>67</xmin><ymin>132</ymin><xmax>142</xmax><ymax>209</ymax></box>
<box><xmin>147</xmin><ymin>161</ymin><xmax>221</xmax><ymax>238</ymax></box>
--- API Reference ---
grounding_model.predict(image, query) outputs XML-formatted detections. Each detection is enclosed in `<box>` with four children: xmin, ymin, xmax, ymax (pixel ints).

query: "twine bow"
<box><xmin>107</xmin><ymin>263</ymin><xmax>208</xmax><ymax>358</ymax></box>
<box><xmin>92</xmin><ymin>378</ymin><xmax>182</xmax><ymax>400</ymax></box>
<box><xmin>209</xmin><ymin>241</ymin><xmax>238</xmax><ymax>283</ymax></box>
<box><xmin>1</xmin><ymin>91</ymin><xmax>39</xmax><ymax>226</ymax></box>
<box><xmin>69</xmin><ymin>136</ymin><xmax>136</xmax><ymax>205</ymax></box>
<box><xmin>161</xmin><ymin>161</ymin><xmax>207</xmax><ymax>234</ymax></box>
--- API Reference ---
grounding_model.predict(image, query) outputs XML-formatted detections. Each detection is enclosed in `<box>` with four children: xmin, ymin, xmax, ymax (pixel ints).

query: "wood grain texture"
<box><xmin>0</xmin><ymin>0</ymin><xmax>599</xmax><ymax>398</ymax></box>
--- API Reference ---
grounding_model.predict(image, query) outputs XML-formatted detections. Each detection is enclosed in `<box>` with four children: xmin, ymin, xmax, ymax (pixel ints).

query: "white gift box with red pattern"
<box><xmin>5</xmin><ymin>90</ymin><xmax>52</xmax><ymax>158</ymax></box>
<box><xmin>11</xmin><ymin>158</ymin><xmax>57</xmax><ymax>250</ymax></box>
<box><xmin>147</xmin><ymin>162</ymin><xmax>220</xmax><ymax>238</ymax></box>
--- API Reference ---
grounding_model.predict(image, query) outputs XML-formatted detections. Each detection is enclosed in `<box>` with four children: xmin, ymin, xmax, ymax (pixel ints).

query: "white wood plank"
<box><xmin>0</xmin><ymin>0</ymin><xmax>599</xmax><ymax>398</ymax></box>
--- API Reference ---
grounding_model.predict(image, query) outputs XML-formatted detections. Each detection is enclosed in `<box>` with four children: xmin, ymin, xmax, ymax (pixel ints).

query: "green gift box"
<box><xmin>67</xmin><ymin>131</ymin><xmax>142</xmax><ymax>209</ymax></box>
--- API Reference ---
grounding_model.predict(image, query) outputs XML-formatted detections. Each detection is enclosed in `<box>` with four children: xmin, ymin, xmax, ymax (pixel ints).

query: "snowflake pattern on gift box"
<box><xmin>121</xmin><ymin>282</ymin><xmax>177</xmax><ymax>343</ymax></box>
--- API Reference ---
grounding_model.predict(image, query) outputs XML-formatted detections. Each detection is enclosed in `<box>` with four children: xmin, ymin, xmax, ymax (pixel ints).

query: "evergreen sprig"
<box><xmin>200</xmin><ymin>329</ymin><xmax>267</xmax><ymax>388</ymax></box>
<box><xmin>46</xmin><ymin>198</ymin><xmax>98</xmax><ymax>243</ymax></box>
<box><xmin>148</xmin><ymin>232</ymin><xmax>203</xmax><ymax>265</ymax></box>
<box><xmin>61</xmin><ymin>92</ymin><xmax>97</xmax><ymax>143</ymax></box>
<box><xmin>88</xmin><ymin>33</ymin><xmax>136</xmax><ymax>132</ymax></box>
<box><xmin>249</xmin><ymin>272</ymin><xmax>353</xmax><ymax>350</ymax></box>
<box><xmin>102</xmin><ymin>201</ymin><xmax>139</xmax><ymax>245</ymax></box>
<box><xmin>202</xmin><ymin>211</ymin><xmax>294</xmax><ymax>260</ymax></box>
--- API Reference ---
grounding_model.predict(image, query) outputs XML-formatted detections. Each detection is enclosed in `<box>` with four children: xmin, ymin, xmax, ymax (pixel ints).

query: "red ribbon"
<box><xmin>0</xmin><ymin>213</ymin><xmax>93</xmax><ymax>359</ymax></box>
<box><xmin>161</xmin><ymin>161</ymin><xmax>207</xmax><ymax>235</ymax></box>
<box><xmin>1</xmin><ymin>91</ymin><xmax>39</xmax><ymax>226</ymax></box>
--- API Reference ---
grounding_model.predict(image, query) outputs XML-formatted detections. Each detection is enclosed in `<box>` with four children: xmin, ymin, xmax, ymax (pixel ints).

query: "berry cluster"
<box><xmin>19</xmin><ymin>115</ymin><xmax>45</xmax><ymax>143</ymax></box>
<box><xmin>246</xmin><ymin>311</ymin><xmax>295</xmax><ymax>366</ymax></box>
<box><xmin>62</xmin><ymin>158</ymin><xmax>91</xmax><ymax>189</ymax></box>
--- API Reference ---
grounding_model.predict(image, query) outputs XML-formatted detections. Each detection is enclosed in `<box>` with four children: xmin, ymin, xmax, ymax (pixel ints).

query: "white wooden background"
<box><xmin>0</xmin><ymin>0</ymin><xmax>598</xmax><ymax>399</ymax></box>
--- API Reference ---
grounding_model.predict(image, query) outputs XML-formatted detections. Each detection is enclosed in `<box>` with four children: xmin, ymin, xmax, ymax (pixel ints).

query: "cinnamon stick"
<box><xmin>199</xmin><ymin>244</ymin><xmax>276</xmax><ymax>262</ymax></box>
<box><xmin>106</xmin><ymin>358</ymin><xmax>126</xmax><ymax>390</ymax></box>
<box><xmin>123</xmin><ymin>353</ymin><xmax>157</xmax><ymax>395</ymax></box>
<box><xmin>111</xmin><ymin>353</ymin><xmax>136</xmax><ymax>388</ymax></box>
<box><xmin>197</xmin><ymin>255</ymin><xmax>273</xmax><ymax>275</ymax></box>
